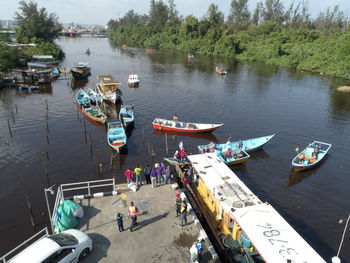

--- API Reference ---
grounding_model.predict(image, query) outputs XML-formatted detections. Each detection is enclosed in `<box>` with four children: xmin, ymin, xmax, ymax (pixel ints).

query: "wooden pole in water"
<box><xmin>7</xmin><ymin>119</ymin><xmax>12</xmax><ymax>137</ymax></box>
<box><xmin>11</xmin><ymin>111</ymin><xmax>15</xmax><ymax>123</ymax></box>
<box><xmin>165</xmin><ymin>133</ymin><xmax>168</xmax><ymax>154</ymax></box>
<box><xmin>15</xmin><ymin>104</ymin><xmax>18</xmax><ymax>114</ymax></box>
<box><xmin>25</xmin><ymin>194</ymin><xmax>36</xmax><ymax>228</ymax></box>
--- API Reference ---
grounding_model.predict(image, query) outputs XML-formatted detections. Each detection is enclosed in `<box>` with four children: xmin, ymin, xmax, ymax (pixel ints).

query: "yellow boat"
<box><xmin>180</xmin><ymin>153</ymin><xmax>326</xmax><ymax>263</ymax></box>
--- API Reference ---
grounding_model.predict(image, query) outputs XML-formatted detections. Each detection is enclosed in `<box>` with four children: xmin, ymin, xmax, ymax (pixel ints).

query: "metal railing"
<box><xmin>0</xmin><ymin>227</ymin><xmax>48</xmax><ymax>263</ymax></box>
<box><xmin>51</xmin><ymin>178</ymin><xmax>115</xmax><ymax>233</ymax></box>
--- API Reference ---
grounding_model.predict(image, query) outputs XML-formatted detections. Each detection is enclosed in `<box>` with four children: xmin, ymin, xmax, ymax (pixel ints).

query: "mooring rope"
<box><xmin>336</xmin><ymin>213</ymin><xmax>350</xmax><ymax>258</ymax></box>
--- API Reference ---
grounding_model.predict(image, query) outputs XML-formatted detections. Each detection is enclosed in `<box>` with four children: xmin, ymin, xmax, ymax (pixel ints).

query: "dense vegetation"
<box><xmin>0</xmin><ymin>1</ymin><xmax>63</xmax><ymax>72</ymax></box>
<box><xmin>108</xmin><ymin>0</ymin><xmax>350</xmax><ymax>79</ymax></box>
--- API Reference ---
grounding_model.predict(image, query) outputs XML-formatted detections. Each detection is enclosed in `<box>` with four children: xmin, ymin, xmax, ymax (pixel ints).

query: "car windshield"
<box><xmin>48</xmin><ymin>233</ymin><xmax>78</xmax><ymax>247</ymax></box>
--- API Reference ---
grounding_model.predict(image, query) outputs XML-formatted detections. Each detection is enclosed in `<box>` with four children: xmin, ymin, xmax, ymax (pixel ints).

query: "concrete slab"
<box><xmin>76</xmin><ymin>183</ymin><xmax>214</xmax><ymax>263</ymax></box>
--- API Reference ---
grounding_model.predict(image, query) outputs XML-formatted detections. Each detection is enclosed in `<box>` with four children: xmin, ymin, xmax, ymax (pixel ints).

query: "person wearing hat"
<box><xmin>175</xmin><ymin>193</ymin><xmax>182</xmax><ymax>217</ymax></box>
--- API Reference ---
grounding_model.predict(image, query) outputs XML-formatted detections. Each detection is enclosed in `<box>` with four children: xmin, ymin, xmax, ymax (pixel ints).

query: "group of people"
<box><xmin>297</xmin><ymin>145</ymin><xmax>321</xmax><ymax>164</ymax></box>
<box><xmin>173</xmin><ymin>147</ymin><xmax>188</xmax><ymax>163</ymax></box>
<box><xmin>114</xmin><ymin>201</ymin><xmax>139</xmax><ymax>232</ymax></box>
<box><xmin>124</xmin><ymin>162</ymin><xmax>173</xmax><ymax>189</ymax></box>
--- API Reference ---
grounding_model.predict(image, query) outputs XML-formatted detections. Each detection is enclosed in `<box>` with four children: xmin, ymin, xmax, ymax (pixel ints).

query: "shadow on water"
<box><xmin>70</xmin><ymin>79</ymin><xmax>89</xmax><ymax>90</ymax></box>
<box><xmin>288</xmin><ymin>156</ymin><xmax>329</xmax><ymax>187</ymax></box>
<box><xmin>249</xmin><ymin>149</ymin><xmax>270</xmax><ymax>160</ymax></box>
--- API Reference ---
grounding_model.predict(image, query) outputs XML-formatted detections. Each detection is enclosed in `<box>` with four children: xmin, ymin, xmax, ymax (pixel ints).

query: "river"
<box><xmin>0</xmin><ymin>37</ymin><xmax>349</xmax><ymax>262</ymax></box>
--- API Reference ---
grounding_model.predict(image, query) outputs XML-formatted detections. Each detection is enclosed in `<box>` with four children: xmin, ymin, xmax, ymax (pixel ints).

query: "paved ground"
<box><xmin>76</xmin><ymin>183</ymin><xmax>213</xmax><ymax>263</ymax></box>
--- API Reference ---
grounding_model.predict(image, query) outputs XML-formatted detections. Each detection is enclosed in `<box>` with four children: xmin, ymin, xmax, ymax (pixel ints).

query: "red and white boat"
<box><xmin>152</xmin><ymin>118</ymin><xmax>223</xmax><ymax>133</ymax></box>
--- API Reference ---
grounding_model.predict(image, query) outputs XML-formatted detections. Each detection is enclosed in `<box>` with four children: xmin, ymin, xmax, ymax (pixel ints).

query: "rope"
<box><xmin>337</xmin><ymin>213</ymin><xmax>350</xmax><ymax>257</ymax></box>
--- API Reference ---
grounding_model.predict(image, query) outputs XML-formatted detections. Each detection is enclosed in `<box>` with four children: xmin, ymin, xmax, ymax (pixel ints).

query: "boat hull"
<box><xmin>71</xmin><ymin>68</ymin><xmax>91</xmax><ymax>80</ymax></box>
<box><xmin>152</xmin><ymin>123</ymin><xmax>222</xmax><ymax>133</ymax></box>
<box><xmin>81</xmin><ymin>108</ymin><xmax>107</xmax><ymax>124</ymax></box>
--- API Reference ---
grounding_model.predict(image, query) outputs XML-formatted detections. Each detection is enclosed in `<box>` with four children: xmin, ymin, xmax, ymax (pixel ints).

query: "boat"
<box><xmin>198</xmin><ymin>134</ymin><xmax>275</xmax><ymax>154</ymax></box>
<box><xmin>87</xmin><ymin>87</ymin><xmax>103</xmax><ymax>104</ymax></box>
<box><xmin>18</xmin><ymin>84</ymin><xmax>40</xmax><ymax>92</ymax></box>
<box><xmin>96</xmin><ymin>75</ymin><xmax>122</xmax><ymax>103</ymax></box>
<box><xmin>119</xmin><ymin>105</ymin><xmax>134</xmax><ymax>125</ymax></box>
<box><xmin>292</xmin><ymin>141</ymin><xmax>331</xmax><ymax>172</ymax></box>
<box><xmin>71</xmin><ymin>62</ymin><xmax>91</xmax><ymax>80</ymax></box>
<box><xmin>30</xmin><ymin>55</ymin><xmax>60</xmax><ymax>65</ymax></box>
<box><xmin>215</xmin><ymin>66</ymin><xmax>226</xmax><ymax>75</ymax></box>
<box><xmin>187</xmin><ymin>54</ymin><xmax>194</xmax><ymax>60</ymax></box>
<box><xmin>121</xmin><ymin>44</ymin><xmax>127</xmax><ymax>49</ymax></box>
<box><xmin>145</xmin><ymin>49</ymin><xmax>153</xmax><ymax>54</ymax></box>
<box><xmin>76</xmin><ymin>88</ymin><xmax>91</xmax><ymax>107</ymax></box>
<box><xmin>81</xmin><ymin>105</ymin><xmax>107</xmax><ymax>124</ymax></box>
<box><xmin>107</xmin><ymin>121</ymin><xmax>127</xmax><ymax>152</ymax></box>
<box><xmin>86</xmin><ymin>48</ymin><xmax>91</xmax><ymax>55</ymax></box>
<box><xmin>176</xmin><ymin>153</ymin><xmax>327</xmax><ymax>263</ymax></box>
<box><xmin>164</xmin><ymin>157</ymin><xmax>190</xmax><ymax>166</ymax></box>
<box><xmin>152</xmin><ymin>118</ymin><xmax>223</xmax><ymax>133</ymax></box>
<box><xmin>127</xmin><ymin>74</ymin><xmax>140</xmax><ymax>87</ymax></box>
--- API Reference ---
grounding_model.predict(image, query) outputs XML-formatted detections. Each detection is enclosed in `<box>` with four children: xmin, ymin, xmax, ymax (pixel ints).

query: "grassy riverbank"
<box><xmin>108</xmin><ymin>1</ymin><xmax>350</xmax><ymax>80</ymax></box>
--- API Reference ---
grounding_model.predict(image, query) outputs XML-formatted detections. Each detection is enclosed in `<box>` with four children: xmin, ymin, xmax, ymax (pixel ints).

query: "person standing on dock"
<box><xmin>144</xmin><ymin>164</ymin><xmax>151</xmax><ymax>184</ymax></box>
<box><xmin>175</xmin><ymin>193</ymin><xmax>182</xmax><ymax>217</ymax></box>
<box><xmin>151</xmin><ymin>167</ymin><xmax>157</xmax><ymax>188</ymax></box>
<box><xmin>125</xmin><ymin>168</ymin><xmax>133</xmax><ymax>184</ymax></box>
<box><xmin>180</xmin><ymin>200</ymin><xmax>188</xmax><ymax>227</ymax></box>
<box><xmin>128</xmin><ymin>201</ymin><xmax>139</xmax><ymax>232</ymax></box>
<box><xmin>114</xmin><ymin>212</ymin><xmax>124</xmax><ymax>232</ymax></box>
<box><xmin>134</xmin><ymin>165</ymin><xmax>143</xmax><ymax>186</ymax></box>
<box><xmin>156</xmin><ymin>163</ymin><xmax>164</xmax><ymax>185</ymax></box>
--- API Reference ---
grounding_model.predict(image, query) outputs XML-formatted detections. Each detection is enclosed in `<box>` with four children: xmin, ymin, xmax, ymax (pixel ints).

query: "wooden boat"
<box><xmin>164</xmin><ymin>157</ymin><xmax>190</xmax><ymax>166</ymax></box>
<box><xmin>215</xmin><ymin>66</ymin><xmax>226</xmax><ymax>75</ymax></box>
<box><xmin>87</xmin><ymin>88</ymin><xmax>103</xmax><ymax>104</ymax></box>
<box><xmin>198</xmin><ymin>134</ymin><xmax>275</xmax><ymax>154</ymax></box>
<box><xmin>18</xmin><ymin>84</ymin><xmax>40</xmax><ymax>92</ymax></box>
<box><xmin>187</xmin><ymin>54</ymin><xmax>194</xmax><ymax>60</ymax></box>
<box><xmin>86</xmin><ymin>48</ymin><xmax>91</xmax><ymax>55</ymax></box>
<box><xmin>145</xmin><ymin>49</ymin><xmax>153</xmax><ymax>54</ymax></box>
<box><xmin>76</xmin><ymin>88</ymin><xmax>91</xmax><ymax>107</ymax></box>
<box><xmin>292</xmin><ymin>141</ymin><xmax>331</xmax><ymax>172</ymax></box>
<box><xmin>96</xmin><ymin>75</ymin><xmax>122</xmax><ymax>103</ymax></box>
<box><xmin>81</xmin><ymin>105</ymin><xmax>107</xmax><ymax>124</ymax></box>
<box><xmin>107</xmin><ymin>121</ymin><xmax>127</xmax><ymax>152</ymax></box>
<box><xmin>127</xmin><ymin>74</ymin><xmax>140</xmax><ymax>87</ymax></box>
<box><xmin>176</xmin><ymin>153</ymin><xmax>326</xmax><ymax>263</ymax></box>
<box><xmin>121</xmin><ymin>44</ymin><xmax>127</xmax><ymax>49</ymax></box>
<box><xmin>30</xmin><ymin>55</ymin><xmax>60</xmax><ymax>65</ymax></box>
<box><xmin>152</xmin><ymin>118</ymin><xmax>223</xmax><ymax>133</ymax></box>
<box><xmin>71</xmin><ymin>62</ymin><xmax>91</xmax><ymax>80</ymax></box>
<box><xmin>119</xmin><ymin>105</ymin><xmax>134</xmax><ymax>125</ymax></box>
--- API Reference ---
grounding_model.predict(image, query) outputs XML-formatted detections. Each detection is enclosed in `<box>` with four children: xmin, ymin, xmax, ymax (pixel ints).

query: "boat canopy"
<box><xmin>187</xmin><ymin>153</ymin><xmax>326</xmax><ymax>263</ymax></box>
<box><xmin>97</xmin><ymin>75</ymin><xmax>121</xmax><ymax>86</ymax></box>
<box><xmin>77</xmin><ymin>62</ymin><xmax>89</xmax><ymax>68</ymax></box>
<box><xmin>27</xmin><ymin>62</ymin><xmax>48</xmax><ymax>68</ymax></box>
<box><xmin>32</xmin><ymin>55</ymin><xmax>54</xmax><ymax>60</ymax></box>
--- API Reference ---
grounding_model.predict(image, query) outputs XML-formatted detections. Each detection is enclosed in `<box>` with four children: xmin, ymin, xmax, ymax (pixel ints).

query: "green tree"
<box><xmin>228</xmin><ymin>0</ymin><xmax>250</xmax><ymax>32</ymax></box>
<box><xmin>206</xmin><ymin>4</ymin><xmax>224</xmax><ymax>28</ymax></box>
<box><xmin>314</xmin><ymin>5</ymin><xmax>346</xmax><ymax>34</ymax></box>
<box><xmin>15</xmin><ymin>0</ymin><xmax>62</xmax><ymax>43</ymax></box>
<box><xmin>262</xmin><ymin>0</ymin><xmax>285</xmax><ymax>24</ymax></box>
<box><xmin>149</xmin><ymin>0</ymin><xmax>169</xmax><ymax>28</ymax></box>
<box><xmin>252</xmin><ymin>2</ymin><xmax>263</xmax><ymax>25</ymax></box>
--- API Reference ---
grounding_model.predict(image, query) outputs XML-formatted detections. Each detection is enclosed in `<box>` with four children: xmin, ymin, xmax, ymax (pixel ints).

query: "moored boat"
<box><xmin>87</xmin><ymin>87</ymin><xmax>103</xmax><ymax>104</ymax></box>
<box><xmin>152</xmin><ymin>118</ymin><xmax>223</xmax><ymax>133</ymax></box>
<box><xmin>107</xmin><ymin>121</ymin><xmax>127</xmax><ymax>152</ymax></box>
<box><xmin>96</xmin><ymin>75</ymin><xmax>122</xmax><ymax>103</ymax></box>
<box><xmin>71</xmin><ymin>62</ymin><xmax>91</xmax><ymax>80</ymax></box>
<box><xmin>292</xmin><ymin>141</ymin><xmax>331</xmax><ymax>172</ymax></box>
<box><xmin>76</xmin><ymin>88</ymin><xmax>91</xmax><ymax>107</ymax></box>
<box><xmin>127</xmin><ymin>74</ymin><xmax>140</xmax><ymax>87</ymax></box>
<box><xmin>215</xmin><ymin>66</ymin><xmax>226</xmax><ymax>75</ymax></box>
<box><xmin>177</xmin><ymin>153</ymin><xmax>326</xmax><ymax>263</ymax></box>
<box><xmin>198</xmin><ymin>134</ymin><xmax>275</xmax><ymax>154</ymax></box>
<box><xmin>119</xmin><ymin>105</ymin><xmax>134</xmax><ymax>125</ymax></box>
<box><xmin>81</xmin><ymin>105</ymin><xmax>107</xmax><ymax>124</ymax></box>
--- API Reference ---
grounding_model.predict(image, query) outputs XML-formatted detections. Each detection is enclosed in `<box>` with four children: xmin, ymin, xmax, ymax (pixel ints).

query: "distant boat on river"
<box><xmin>215</xmin><ymin>66</ymin><xmax>226</xmax><ymax>75</ymax></box>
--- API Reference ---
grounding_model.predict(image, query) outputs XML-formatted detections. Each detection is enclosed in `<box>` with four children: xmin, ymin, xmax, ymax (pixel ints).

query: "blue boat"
<box><xmin>87</xmin><ymin>88</ymin><xmax>103</xmax><ymax>104</ymax></box>
<box><xmin>119</xmin><ymin>105</ymin><xmax>134</xmax><ymax>126</ymax></box>
<box><xmin>76</xmin><ymin>88</ymin><xmax>91</xmax><ymax>107</ymax></box>
<box><xmin>292</xmin><ymin>141</ymin><xmax>331</xmax><ymax>172</ymax></box>
<box><xmin>197</xmin><ymin>134</ymin><xmax>275</xmax><ymax>165</ymax></box>
<box><xmin>107</xmin><ymin>121</ymin><xmax>127</xmax><ymax>152</ymax></box>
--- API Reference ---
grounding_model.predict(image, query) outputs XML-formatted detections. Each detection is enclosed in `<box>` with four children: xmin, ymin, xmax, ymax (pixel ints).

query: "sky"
<box><xmin>0</xmin><ymin>0</ymin><xmax>349</xmax><ymax>25</ymax></box>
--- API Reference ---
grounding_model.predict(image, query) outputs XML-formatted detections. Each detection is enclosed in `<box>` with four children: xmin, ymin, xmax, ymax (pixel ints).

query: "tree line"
<box><xmin>108</xmin><ymin>0</ymin><xmax>350</xmax><ymax>79</ymax></box>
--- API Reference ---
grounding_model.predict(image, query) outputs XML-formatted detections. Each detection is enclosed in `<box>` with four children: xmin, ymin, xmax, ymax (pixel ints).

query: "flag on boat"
<box><xmin>179</xmin><ymin>141</ymin><xmax>184</xmax><ymax>149</ymax></box>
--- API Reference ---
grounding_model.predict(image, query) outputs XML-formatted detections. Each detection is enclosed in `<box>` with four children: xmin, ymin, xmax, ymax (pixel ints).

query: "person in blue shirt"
<box><xmin>114</xmin><ymin>213</ymin><xmax>124</xmax><ymax>232</ymax></box>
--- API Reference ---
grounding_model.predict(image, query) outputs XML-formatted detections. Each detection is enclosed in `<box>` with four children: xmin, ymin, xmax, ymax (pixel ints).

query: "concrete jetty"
<box><xmin>75</xmin><ymin>183</ymin><xmax>215</xmax><ymax>263</ymax></box>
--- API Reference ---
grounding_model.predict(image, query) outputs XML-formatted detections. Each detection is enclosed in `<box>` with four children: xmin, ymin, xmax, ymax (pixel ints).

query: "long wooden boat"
<box><xmin>198</xmin><ymin>134</ymin><xmax>275</xmax><ymax>154</ymax></box>
<box><xmin>119</xmin><ymin>105</ymin><xmax>134</xmax><ymax>125</ymax></box>
<box><xmin>107</xmin><ymin>121</ymin><xmax>127</xmax><ymax>152</ymax></box>
<box><xmin>152</xmin><ymin>118</ymin><xmax>223</xmax><ymax>133</ymax></box>
<box><xmin>178</xmin><ymin>153</ymin><xmax>326</xmax><ymax>263</ymax></box>
<box><xmin>292</xmin><ymin>141</ymin><xmax>331</xmax><ymax>172</ymax></box>
<box><xmin>81</xmin><ymin>105</ymin><xmax>107</xmax><ymax>124</ymax></box>
<box><xmin>96</xmin><ymin>75</ymin><xmax>122</xmax><ymax>103</ymax></box>
<box><xmin>71</xmin><ymin>62</ymin><xmax>91</xmax><ymax>80</ymax></box>
<box><xmin>76</xmin><ymin>88</ymin><xmax>90</xmax><ymax>107</ymax></box>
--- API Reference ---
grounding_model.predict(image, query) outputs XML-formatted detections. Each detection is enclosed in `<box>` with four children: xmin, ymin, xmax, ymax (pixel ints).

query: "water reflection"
<box><xmin>152</xmin><ymin>129</ymin><xmax>219</xmax><ymax>143</ymax></box>
<box><xmin>70</xmin><ymin>79</ymin><xmax>89</xmax><ymax>90</ymax></box>
<box><xmin>329</xmin><ymin>86</ymin><xmax>350</xmax><ymax>120</ymax></box>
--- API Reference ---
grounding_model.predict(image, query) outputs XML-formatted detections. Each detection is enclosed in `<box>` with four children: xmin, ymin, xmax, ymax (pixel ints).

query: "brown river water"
<box><xmin>0</xmin><ymin>37</ymin><xmax>349</xmax><ymax>262</ymax></box>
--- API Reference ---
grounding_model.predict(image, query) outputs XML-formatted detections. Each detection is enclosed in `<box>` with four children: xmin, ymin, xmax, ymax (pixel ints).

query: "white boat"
<box><xmin>127</xmin><ymin>74</ymin><xmax>140</xmax><ymax>87</ymax></box>
<box><xmin>96</xmin><ymin>75</ymin><xmax>122</xmax><ymax>103</ymax></box>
